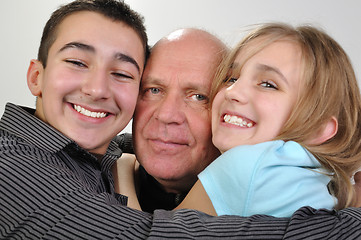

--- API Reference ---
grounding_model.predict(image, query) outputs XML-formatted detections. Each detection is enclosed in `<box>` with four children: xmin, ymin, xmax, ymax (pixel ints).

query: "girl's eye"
<box><xmin>260</xmin><ymin>80</ymin><xmax>278</xmax><ymax>90</ymax></box>
<box><xmin>229</xmin><ymin>78</ymin><xmax>238</xmax><ymax>84</ymax></box>
<box><xmin>223</xmin><ymin>77</ymin><xmax>238</xmax><ymax>85</ymax></box>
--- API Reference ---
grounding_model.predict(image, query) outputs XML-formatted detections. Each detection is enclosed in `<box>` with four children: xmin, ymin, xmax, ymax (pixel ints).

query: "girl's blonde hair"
<box><xmin>212</xmin><ymin>23</ymin><xmax>361</xmax><ymax>209</ymax></box>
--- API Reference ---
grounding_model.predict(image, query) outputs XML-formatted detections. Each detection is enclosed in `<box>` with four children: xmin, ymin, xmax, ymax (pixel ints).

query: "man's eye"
<box><xmin>149</xmin><ymin>88</ymin><xmax>160</xmax><ymax>94</ymax></box>
<box><xmin>191</xmin><ymin>94</ymin><xmax>208</xmax><ymax>102</ymax></box>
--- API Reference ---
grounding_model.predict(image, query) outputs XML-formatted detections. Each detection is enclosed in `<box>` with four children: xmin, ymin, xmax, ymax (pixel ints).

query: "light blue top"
<box><xmin>198</xmin><ymin>140</ymin><xmax>335</xmax><ymax>217</ymax></box>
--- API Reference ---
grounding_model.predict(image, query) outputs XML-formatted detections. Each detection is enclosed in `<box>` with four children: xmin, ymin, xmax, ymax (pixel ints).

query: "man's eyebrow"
<box><xmin>141</xmin><ymin>77</ymin><xmax>164</xmax><ymax>87</ymax></box>
<box><xmin>115</xmin><ymin>52</ymin><xmax>140</xmax><ymax>74</ymax></box>
<box><xmin>59</xmin><ymin>42</ymin><xmax>95</xmax><ymax>53</ymax></box>
<box><xmin>256</xmin><ymin>64</ymin><xmax>288</xmax><ymax>85</ymax></box>
<box><xmin>185</xmin><ymin>82</ymin><xmax>208</xmax><ymax>93</ymax></box>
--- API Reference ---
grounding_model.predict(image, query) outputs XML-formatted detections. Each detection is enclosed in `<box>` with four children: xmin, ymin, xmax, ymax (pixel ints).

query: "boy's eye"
<box><xmin>65</xmin><ymin>59</ymin><xmax>87</xmax><ymax>68</ymax></box>
<box><xmin>112</xmin><ymin>72</ymin><xmax>133</xmax><ymax>79</ymax></box>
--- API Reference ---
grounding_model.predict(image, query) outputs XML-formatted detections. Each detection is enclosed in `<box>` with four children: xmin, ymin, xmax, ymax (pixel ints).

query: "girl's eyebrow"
<box><xmin>58</xmin><ymin>41</ymin><xmax>140</xmax><ymax>74</ymax></box>
<box><xmin>256</xmin><ymin>63</ymin><xmax>289</xmax><ymax>86</ymax></box>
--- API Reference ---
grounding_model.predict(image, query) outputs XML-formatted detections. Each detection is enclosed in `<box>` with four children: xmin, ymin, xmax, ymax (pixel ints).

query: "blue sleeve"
<box><xmin>198</xmin><ymin>140</ymin><xmax>335</xmax><ymax>217</ymax></box>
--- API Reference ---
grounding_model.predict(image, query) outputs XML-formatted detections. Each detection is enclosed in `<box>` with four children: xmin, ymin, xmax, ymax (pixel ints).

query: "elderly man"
<box><xmin>127</xmin><ymin>28</ymin><xmax>226</xmax><ymax>212</ymax></box>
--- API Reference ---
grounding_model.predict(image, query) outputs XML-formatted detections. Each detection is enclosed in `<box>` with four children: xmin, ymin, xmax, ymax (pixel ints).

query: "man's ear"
<box><xmin>306</xmin><ymin>116</ymin><xmax>338</xmax><ymax>145</ymax></box>
<box><xmin>27</xmin><ymin>59</ymin><xmax>44</xmax><ymax>97</ymax></box>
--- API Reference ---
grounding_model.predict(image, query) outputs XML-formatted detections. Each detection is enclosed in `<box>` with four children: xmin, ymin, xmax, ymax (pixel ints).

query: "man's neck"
<box><xmin>156</xmin><ymin>176</ymin><xmax>196</xmax><ymax>194</ymax></box>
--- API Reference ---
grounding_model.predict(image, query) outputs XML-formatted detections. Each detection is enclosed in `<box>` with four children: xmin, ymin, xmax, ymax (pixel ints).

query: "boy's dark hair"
<box><xmin>38</xmin><ymin>0</ymin><xmax>149</xmax><ymax>67</ymax></box>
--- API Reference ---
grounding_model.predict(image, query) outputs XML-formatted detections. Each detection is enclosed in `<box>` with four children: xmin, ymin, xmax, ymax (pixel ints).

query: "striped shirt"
<box><xmin>1</xmin><ymin>103</ymin><xmax>361</xmax><ymax>239</ymax></box>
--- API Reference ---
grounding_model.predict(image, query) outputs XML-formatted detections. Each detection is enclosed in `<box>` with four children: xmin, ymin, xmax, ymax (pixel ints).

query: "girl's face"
<box><xmin>212</xmin><ymin>40</ymin><xmax>303</xmax><ymax>153</ymax></box>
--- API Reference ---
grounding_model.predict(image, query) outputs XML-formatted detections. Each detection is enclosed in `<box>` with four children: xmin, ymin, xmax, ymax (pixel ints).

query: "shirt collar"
<box><xmin>0</xmin><ymin>103</ymin><xmax>72</xmax><ymax>153</ymax></box>
<box><xmin>0</xmin><ymin>103</ymin><xmax>122</xmax><ymax>165</ymax></box>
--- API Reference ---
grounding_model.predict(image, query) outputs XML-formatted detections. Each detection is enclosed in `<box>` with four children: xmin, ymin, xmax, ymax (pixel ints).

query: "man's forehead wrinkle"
<box><xmin>143</xmin><ymin>74</ymin><xmax>209</xmax><ymax>93</ymax></box>
<box><xmin>142</xmin><ymin>76</ymin><xmax>165</xmax><ymax>86</ymax></box>
<box><xmin>184</xmin><ymin>80</ymin><xmax>209</xmax><ymax>92</ymax></box>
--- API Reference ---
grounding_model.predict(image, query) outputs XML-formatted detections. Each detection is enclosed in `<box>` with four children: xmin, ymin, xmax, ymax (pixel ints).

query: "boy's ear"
<box><xmin>306</xmin><ymin>116</ymin><xmax>338</xmax><ymax>145</ymax></box>
<box><xmin>27</xmin><ymin>59</ymin><xmax>44</xmax><ymax>97</ymax></box>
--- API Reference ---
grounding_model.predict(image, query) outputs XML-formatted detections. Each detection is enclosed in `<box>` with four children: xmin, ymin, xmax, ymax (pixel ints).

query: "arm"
<box><xmin>112</xmin><ymin>153</ymin><xmax>141</xmax><ymax>210</ymax></box>
<box><xmin>2</xmin><ymin>146</ymin><xmax>361</xmax><ymax>239</ymax></box>
<box><xmin>0</xmin><ymin>142</ymin><xmax>151</xmax><ymax>239</ymax></box>
<box><xmin>354</xmin><ymin>171</ymin><xmax>361</xmax><ymax>207</ymax></box>
<box><xmin>175</xmin><ymin>180</ymin><xmax>217</xmax><ymax>216</ymax></box>
<box><xmin>152</xmin><ymin>206</ymin><xmax>361</xmax><ymax>239</ymax></box>
<box><xmin>2</xmin><ymin>105</ymin><xmax>360</xmax><ymax>239</ymax></box>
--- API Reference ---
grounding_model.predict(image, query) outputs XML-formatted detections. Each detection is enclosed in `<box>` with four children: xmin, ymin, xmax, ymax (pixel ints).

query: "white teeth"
<box><xmin>230</xmin><ymin>116</ymin><xmax>239</xmax><ymax>124</ymax></box>
<box><xmin>223</xmin><ymin>114</ymin><xmax>253</xmax><ymax>128</ymax></box>
<box><xmin>73</xmin><ymin>104</ymin><xmax>107</xmax><ymax>118</ymax></box>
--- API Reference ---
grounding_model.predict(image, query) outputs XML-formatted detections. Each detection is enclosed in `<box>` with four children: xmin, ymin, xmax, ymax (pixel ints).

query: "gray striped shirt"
<box><xmin>1</xmin><ymin>103</ymin><xmax>361</xmax><ymax>239</ymax></box>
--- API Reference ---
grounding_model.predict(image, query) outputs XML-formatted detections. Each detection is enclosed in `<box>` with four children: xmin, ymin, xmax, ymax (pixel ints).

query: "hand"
<box><xmin>117</xmin><ymin>153</ymin><xmax>138</xmax><ymax>173</ymax></box>
<box><xmin>112</xmin><ymin>153</ymin><xmax>141</xmax><ymax>210</ymax></box>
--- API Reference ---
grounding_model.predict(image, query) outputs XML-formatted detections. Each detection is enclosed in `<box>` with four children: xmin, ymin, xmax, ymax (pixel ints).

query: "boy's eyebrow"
<box><xmin>115</xmin><ymin>52</ymin><xmax>140</xmax><ymax>73</ymax></box>
<box><xmin>59</xmin><ymin>42</ymin><xmax>95</xmax><ymax>53</ymax></box>
<box><xmin>59</xmin><ymin>41</ymin><xmax>141</xmax><ymax>74</ymax></box>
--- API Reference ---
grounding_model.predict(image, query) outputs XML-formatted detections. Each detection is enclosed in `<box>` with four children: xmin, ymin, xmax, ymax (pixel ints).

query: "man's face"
<box><xmin>133</xmin><ymin>37</ymin><xmax>221</xmax><ymax>192</ymax></box>
<box><xmin>27</xmin><ymin>11</ymin><xmax>144</xmax><ymax>155</ymax></box>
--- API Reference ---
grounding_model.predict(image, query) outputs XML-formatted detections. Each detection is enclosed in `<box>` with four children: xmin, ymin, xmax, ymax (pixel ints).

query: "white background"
<box><xmin>1</xmin><ymin>0</ymin><xmax>360</xmax><ymax>134</ymax></box>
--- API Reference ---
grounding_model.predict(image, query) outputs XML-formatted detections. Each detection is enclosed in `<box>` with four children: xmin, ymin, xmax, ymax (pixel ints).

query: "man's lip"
<box><xmin>147</xmin><ymin>139</ymin><xmax>189</xmax><ymax>154</ymax></box>
<box><xmin>149</xmin><ymin>138</ymin><xmax>189</xmax><ymax>146</ymax></box>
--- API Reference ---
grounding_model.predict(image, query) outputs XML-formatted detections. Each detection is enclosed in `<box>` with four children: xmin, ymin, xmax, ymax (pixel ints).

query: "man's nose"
<box><xmin>155</xmin><ymin>93</ymin><xmax>186</xmax><ymax>124</ymax></box>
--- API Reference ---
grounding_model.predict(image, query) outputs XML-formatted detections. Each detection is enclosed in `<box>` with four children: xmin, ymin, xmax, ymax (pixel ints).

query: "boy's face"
<box><xmin>27</xmin><ymin>11</ymin><xmax>144</xmax><ymax>155</ymax></box>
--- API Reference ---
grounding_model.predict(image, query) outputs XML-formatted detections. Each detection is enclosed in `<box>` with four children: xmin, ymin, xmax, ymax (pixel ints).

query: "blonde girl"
<box><xmin>116</xmin><ymin>23</ymin><xmax>361</xmax><ymax>217</ymax></box>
